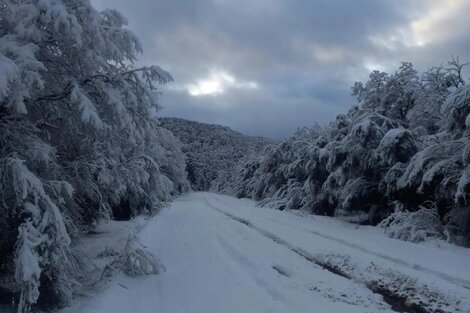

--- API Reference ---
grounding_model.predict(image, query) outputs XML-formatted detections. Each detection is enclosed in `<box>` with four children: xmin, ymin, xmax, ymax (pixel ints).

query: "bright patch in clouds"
<box><xmin>186</xmin><ymin>70</ymin><xmax>258</xmax><ymax>96</ymax></box>
<box><xmin>293</xmin><ymin>39</ymin><xmax>352</xmax><ymax>63</ymax></box>
<box><xmin>409</xmin><ymin>0</ymin><xmax>467</xmax><ymax>46</ymax></box>
<box><xmin>369</xmin><ymin>0</ymin><xmax>469</xmax><ymax>50</ymax></box>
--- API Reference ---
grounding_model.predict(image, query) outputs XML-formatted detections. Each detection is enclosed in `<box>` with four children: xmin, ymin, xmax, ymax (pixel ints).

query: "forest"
<box><xmin>159</xmin><ymin>117</ymin><xmax>272</xmax><ymax>191</ymax></box>
<box><xmin>216</xmin><ymin>60</ymin><xmax>470</xmax><ymax>246</ymax></box>
<box><xmin>1</xmin><ymin>0</ymin><xmax>470</xmax><ymax>312</ymax></box>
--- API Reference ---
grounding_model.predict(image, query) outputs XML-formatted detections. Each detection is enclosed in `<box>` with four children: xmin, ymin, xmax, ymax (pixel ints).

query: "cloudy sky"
<box><xmin>92</xmin><ymin>0</ymin><xmax>470</xmax><ymax>139</ymax></box>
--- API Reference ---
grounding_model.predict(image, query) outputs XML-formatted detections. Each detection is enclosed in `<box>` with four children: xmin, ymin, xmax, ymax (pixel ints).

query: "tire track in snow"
<box><xmin>215</xmin><ymin>234</ymin><xmax>289</xmax><ymax>304</ymax></box>
<box><xmin>209</xmin><ymin>195</ymin><xmax>470</xmax><ymax>291</ymax></box>
<box><xmin>203</xmin><ymin>195</ymin><xmax>431</xmax><ymax>313</ymax></box>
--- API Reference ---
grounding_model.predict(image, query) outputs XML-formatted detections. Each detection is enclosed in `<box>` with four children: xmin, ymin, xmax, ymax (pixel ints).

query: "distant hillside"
<box><xmin>159</xmin><ymin>117</ymin><xmax>274</xmax><ymax>190</ymax></box>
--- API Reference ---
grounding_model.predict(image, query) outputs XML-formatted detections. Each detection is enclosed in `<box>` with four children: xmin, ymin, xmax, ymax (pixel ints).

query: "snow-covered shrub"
<box><xmin>99</xmin><ymin>234</ymin><xmax>160</xmax><ymax>280</ymax></box>
<box><xmin>379</xmin><ymin>202</ymin><xmax>446</xmax><ymax>243</ymax></box>
<box><xmin>123</xmin><ymin>247</ymin><xmax>160</xmax><ymax>277</ymax></box>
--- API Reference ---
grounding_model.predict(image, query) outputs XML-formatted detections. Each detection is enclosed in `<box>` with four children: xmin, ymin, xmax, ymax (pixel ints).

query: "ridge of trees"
<box><xmin>160</xmin><ymin>117</ymin><xmax>274</xmax><ymax>191</ymax></box>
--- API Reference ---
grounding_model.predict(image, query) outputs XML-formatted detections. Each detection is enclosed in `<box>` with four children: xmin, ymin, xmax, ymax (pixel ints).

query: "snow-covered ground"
<box><xmin>62</xmin><ymin>192</ymin><xmax>470</xmax><ymax>313</ymax></box>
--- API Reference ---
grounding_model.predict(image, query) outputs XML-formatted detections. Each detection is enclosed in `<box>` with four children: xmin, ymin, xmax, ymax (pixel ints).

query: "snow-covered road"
<box><xmin>64</xmin><ymin>193</ymin><xmax>470</xmax><ymax>313</ymax></box>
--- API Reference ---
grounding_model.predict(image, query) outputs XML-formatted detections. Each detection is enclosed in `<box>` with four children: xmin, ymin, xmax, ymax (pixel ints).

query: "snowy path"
<box><xmin>64</xmin><ymin>192</ymin><xmax>470</xmax><ymax>313</ymax></box>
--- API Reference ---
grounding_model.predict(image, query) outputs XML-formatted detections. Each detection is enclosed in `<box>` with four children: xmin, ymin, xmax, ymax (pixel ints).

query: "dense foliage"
<box><xmin>218</xmin><ymin>60</ymin><xmax>470</xmax><ymax>246</ymax></box>
<box><xmin>160</xmin><ymin>117</ymin><xmax>273</xmax><ymax>191</ymax></box>
<box><xmin>0</xmin><ymin>1</ymin><xmax>188</xmax><ymax>312</ymax></box>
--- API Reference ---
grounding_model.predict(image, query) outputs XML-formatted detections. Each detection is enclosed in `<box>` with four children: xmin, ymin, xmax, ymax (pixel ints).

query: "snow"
<box><xmin>15</xmin><ymin>221</ymin><xmax>42</xmax><ymax>283</ymax></box>
<box><xmin>37</xmin><ymin>0</ymin><xmax>83</xmax><ymax>46</ymax></box>
<box><xmin>0</xmin><ymin>53</ymin><xmax>18</xmax><ymax>100</ymax></box>
<box><xmin>71</xmin><ymin>84</ymin><xmax>103</xmax><ymax>128</ymax></box>
<box><xmin>379</xmin><ymin>128</ymin><xmax>406</xmax><ymax>148</ymax></box>
<box><xmin>379</xmin><ymin>203</ymin><xmax>446</xmax><ymax>243</ymax></box>
<box><xmin>75</xmin><ymin>216</ymin><xmax>149</xmax><ymax>272</ymax></box>
<box><xmin>456</xmin><ymin>165</ymin><xmax>470</xmax><ymax>204</ymax></box>
<box><xmin>62</xmin><ymin>192</ymin><xmax>470</xmax><ymax>313</ymax></box>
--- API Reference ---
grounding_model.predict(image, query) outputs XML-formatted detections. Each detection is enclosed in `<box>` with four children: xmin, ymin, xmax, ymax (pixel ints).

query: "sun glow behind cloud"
<box><xmin>369</xmin><ymin>0</ymin><xmax>469</xmax><ymax>50</ymax></box>
<box><xmin>186</xmin><ymin>70</ymin><xmax>258</xmax><ymax>96</ymax></box>
<box><xmin>409</xmin><ymin>0</ymin><xmax>466</xmax><ymax>46</ymax></box>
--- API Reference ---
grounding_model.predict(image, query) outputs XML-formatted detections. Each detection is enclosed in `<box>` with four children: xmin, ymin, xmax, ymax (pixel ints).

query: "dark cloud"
<box><xmin>92</xmin><ymin>0</ymin><xmax>470</xmax><ymax>139</ymax></box>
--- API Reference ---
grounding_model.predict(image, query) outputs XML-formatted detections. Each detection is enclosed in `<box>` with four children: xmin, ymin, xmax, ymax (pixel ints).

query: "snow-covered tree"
<box><xmin>1</xmin><ymin>1</ymin><xmax>188</xmax><ymax>311</ymax></box>
<box><xmin>409</xmin><ymin>66</ymin><xmax>447</xmax><ymax>133</ymax></box>
<box><xmin>352</xmin><ymin>63</ymin><xmax>419</xmax><ymax>121</ymax></box>
<box><xmin>352</xmin><ymin>70</ymin><xmax>388</xmax><ymax>113</ymax></box>
<box><xmin>381</xmin><ymin>62</ymin><xmax>420</xmax><ymax>120</ymax></box>
<box><xmin>222</xmin><ymin>59</ymin><xmax>470</xmax><ymax>245</ymax></box>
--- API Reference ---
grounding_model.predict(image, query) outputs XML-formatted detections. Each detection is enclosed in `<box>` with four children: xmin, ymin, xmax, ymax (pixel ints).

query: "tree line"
<box><xmin>217</xmin><ymin>59</ymin><xmax>470</xmax><ymax>246</ymax></box>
